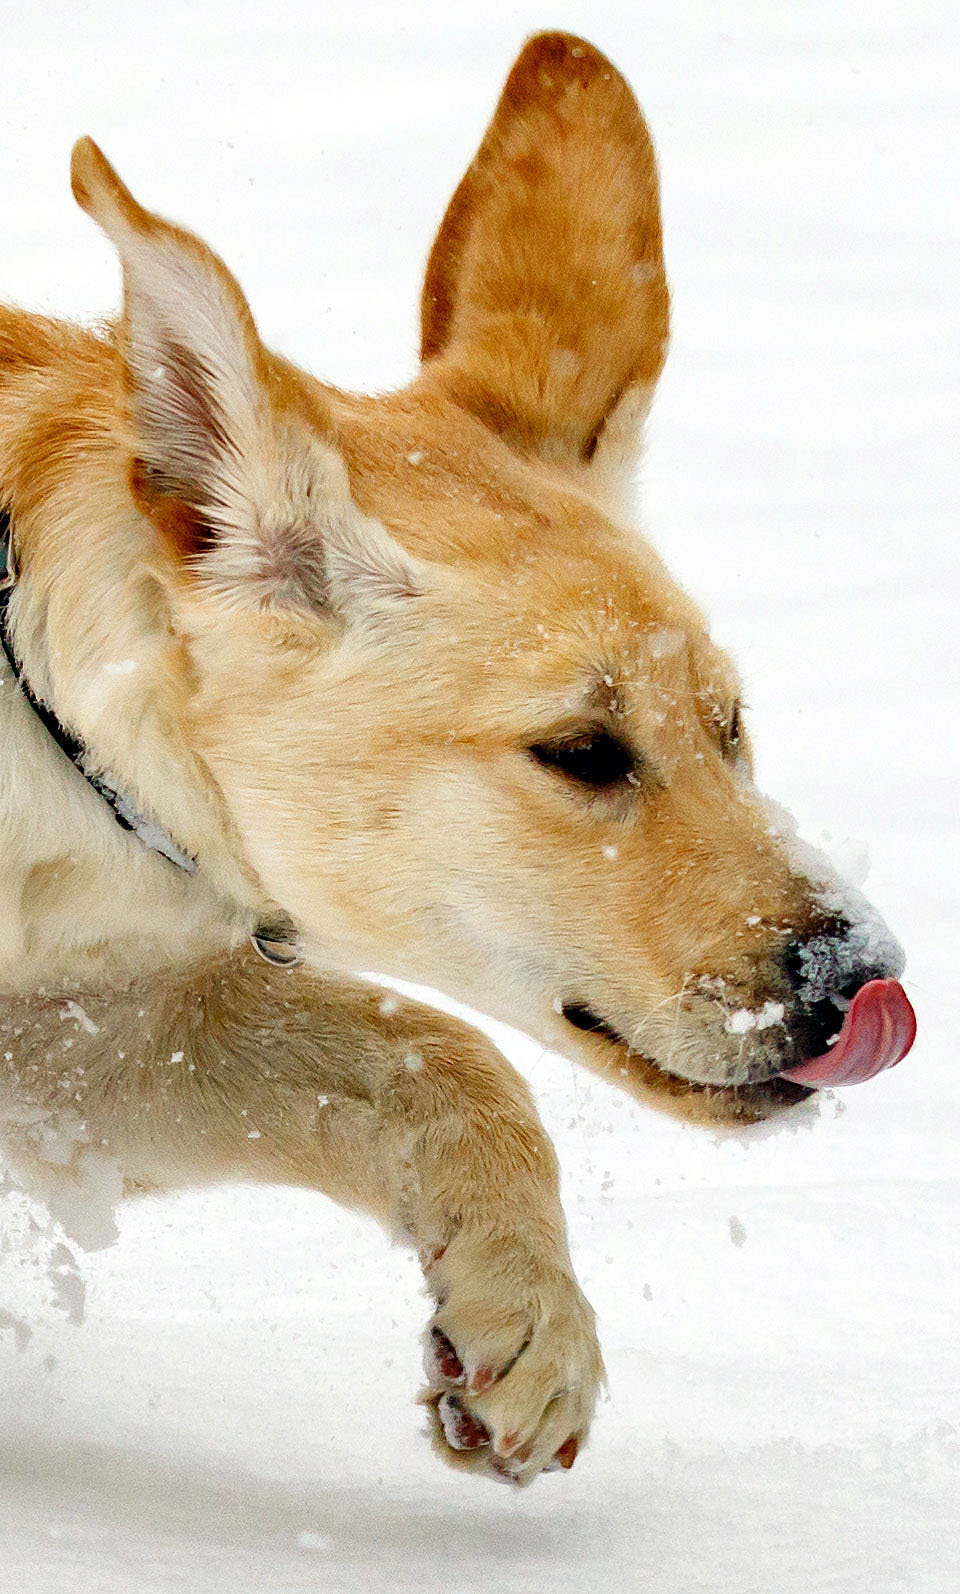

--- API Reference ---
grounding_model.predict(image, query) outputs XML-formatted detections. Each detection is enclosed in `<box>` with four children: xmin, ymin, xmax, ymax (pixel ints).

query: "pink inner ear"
<box><xmin>130</xmin><ymin>331</ymin><xmax>231</xmax><ymax>500</ymax></box>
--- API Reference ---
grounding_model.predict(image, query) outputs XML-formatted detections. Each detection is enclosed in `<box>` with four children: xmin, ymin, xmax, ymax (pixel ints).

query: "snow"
<box><xmin>1</xmin><ymin>2</ymin><xmax>958</xmax><ymax>1592</ymax></box>
<box><xmin>61</xmin><ymin>1001</ymin><xmax>100</xmax><ymax>1037</ymax></box>
<box><xmin>723</xmin><ymin>1000</ymin><xmax>785</xmax><ymax>1035</ymax></box>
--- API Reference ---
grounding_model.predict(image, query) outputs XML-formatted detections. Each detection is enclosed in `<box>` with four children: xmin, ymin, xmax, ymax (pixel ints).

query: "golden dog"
<box><xmin>0</xmin><ymin>33</ymin><xmax>910</xmax><ymax>1482</ymax></box>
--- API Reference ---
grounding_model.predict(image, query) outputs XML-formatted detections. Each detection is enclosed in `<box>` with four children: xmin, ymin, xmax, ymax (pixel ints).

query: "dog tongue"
<box><xmin>781</xmin><ymin>979</ymin><xmax>916</xmax><ymax>1087</ymax></box>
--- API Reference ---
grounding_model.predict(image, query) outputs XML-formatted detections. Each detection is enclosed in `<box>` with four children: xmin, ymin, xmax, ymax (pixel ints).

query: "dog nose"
<box><xmin>781</xmin><ymin>927</ymin><xmax>888</xmax><ymax>1060</ymax></box>
<box><xmin>780</xmin><ymin>917</ymin><xmax>905</xmax><ymax>1057</ymax></box>
<box><xmin>781</xmin><ymin>930</ymin><xmax>893</xmax><ymax>1008</ymax></box>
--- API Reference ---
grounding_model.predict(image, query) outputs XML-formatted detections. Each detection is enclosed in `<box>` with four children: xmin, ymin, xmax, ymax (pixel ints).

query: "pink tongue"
<box><xmin>781</xmin><ymin>979</ymin><xmax>916</xmax><ymax>1087</ymax></box>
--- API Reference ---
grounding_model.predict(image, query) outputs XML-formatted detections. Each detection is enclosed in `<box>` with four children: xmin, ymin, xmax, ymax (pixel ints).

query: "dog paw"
<box><xmin>419</xmin><ymin>1226</ymin><xmax>603</xmax><ymax>1486</ymax></box>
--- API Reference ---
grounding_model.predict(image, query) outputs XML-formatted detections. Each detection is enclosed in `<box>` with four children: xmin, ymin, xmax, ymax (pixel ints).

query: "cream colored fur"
<box><xmin>0</xmin><ymin>33</ymin><xmax>903</xmax><ymax>1483</ymax></box>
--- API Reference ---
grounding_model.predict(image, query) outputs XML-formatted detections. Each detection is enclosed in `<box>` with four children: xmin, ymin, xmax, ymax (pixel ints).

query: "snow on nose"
<box><xmin>784</xmin><ymin>915</ymin><xmax>906</xmax><ymax>1009</ymax></box>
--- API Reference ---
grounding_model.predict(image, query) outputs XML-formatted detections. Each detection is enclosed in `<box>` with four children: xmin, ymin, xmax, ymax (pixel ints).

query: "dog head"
<box><xmin>70</xmin><ymin>33</ymin><xmax>911</xmax><ymax>1123</ymax></box>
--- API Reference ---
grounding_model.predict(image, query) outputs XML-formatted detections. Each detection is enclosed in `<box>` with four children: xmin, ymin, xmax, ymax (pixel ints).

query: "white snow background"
<box><xmin>1</xmin><ymin>2</ymin><xmax>958</xmax><ymax>1590</ymax></box>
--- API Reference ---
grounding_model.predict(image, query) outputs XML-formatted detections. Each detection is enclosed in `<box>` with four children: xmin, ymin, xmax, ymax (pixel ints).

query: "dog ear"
<box><xmin>419</xmin><ymin>33</ymin><xmax>669</xmax><ymax>498</ymax></box>
<box><xmin>71</xmin><ymin>138</ymin><xmax>424</xmax><ymax>625</ymax></box>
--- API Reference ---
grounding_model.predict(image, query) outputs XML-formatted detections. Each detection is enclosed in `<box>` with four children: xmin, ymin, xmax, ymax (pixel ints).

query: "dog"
<box><xmin>0</xmin><ymin>32</ymin><xmax>914</xmax><ymax>1484</ymax></box>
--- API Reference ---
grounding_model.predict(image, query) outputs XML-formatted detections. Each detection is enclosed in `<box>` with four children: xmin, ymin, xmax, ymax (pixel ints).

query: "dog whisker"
<box><xmin>624</xmin><ymin>985</ymin><xmax>690</xmax><ymax>1055</ymax></box>
<box><xmin>663</xmin><ymin>975</ymin><xmax>691</xmax><ymax>1076</ymax></box>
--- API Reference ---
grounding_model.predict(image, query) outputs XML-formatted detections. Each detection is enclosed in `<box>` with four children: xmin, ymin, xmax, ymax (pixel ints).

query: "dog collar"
<box><xmin>0</xmin><ymin>505</ymin><xmax>305</xmax><ymax>965</ymax></box>
<box><xmin>0</xmin><ymin>504</ymin><xmax>196</xmax><ymax>874</ymax></box>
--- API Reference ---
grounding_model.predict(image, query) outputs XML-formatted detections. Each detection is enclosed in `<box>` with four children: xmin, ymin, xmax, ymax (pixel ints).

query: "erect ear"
<box><xmin>70</xmin><ymin>137</ymin><xmax>424</xmax><ymax>624</ymax></box>
<box><xmin>420</xmin><ymin>33</ymin><xmax>669</xmax><ymax>496</ymax></box>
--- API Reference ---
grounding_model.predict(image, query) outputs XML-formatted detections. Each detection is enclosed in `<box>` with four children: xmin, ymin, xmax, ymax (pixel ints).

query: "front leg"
<box><xmin>0</xmin><ymin>947</ymin><xmax>603</xmax><ymax>1484</ymax></box>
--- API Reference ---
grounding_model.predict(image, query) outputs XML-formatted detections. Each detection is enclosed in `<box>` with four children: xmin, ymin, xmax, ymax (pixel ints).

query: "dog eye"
<box><xmin>530</xmin><ymin>731</ymin><xmax>637</xmax><ymax>789</ymax></box>
<box><xmin>723</xmin><ymin>702</ymin><xmax>742</xmax><ymax>760</ymax></box>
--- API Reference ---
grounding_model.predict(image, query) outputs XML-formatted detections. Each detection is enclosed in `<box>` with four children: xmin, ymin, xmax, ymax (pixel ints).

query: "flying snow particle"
<box><xmin>48</xmin><ymin>1244</ymin><xmax>87</xmax><ymax>1325</ymax></box>
<box><xmin>61</xmin><ymin>1001</ymin><xmax>99</xmax><ymax>1036</ymax></box>
<box><xmin>0</xmin><ymin>1310</ymin><xmax>32</xmax><ymax>1352</ymax></box>
<box><xmin>297</xmin><ymin>1531</ymin><xmax>332</xmax><ymax>1553</ymax></box>
<box><xmin>648</xmin><ymin>628</ymin><xmax>684</xmax><ymax>660</ymax></box>
<box><xmin>59</xmin><ymin>1001</ymin><xmax>98</xmax><ymax>1039</ymax></box>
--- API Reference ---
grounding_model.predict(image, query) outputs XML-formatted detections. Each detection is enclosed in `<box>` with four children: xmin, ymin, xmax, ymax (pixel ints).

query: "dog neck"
<box><xmin>1</xmin><ymin>505</ymin><xmax>197</xmax><ymax>874</ymax></box>
<box><xmin>0</xmin><ymin>486</ymin><xmax>275</xmax><ymax>991</ymax></box>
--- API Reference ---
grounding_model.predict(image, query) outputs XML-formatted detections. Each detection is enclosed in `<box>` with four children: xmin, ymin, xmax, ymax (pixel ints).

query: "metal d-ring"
<box><xmin>250</xmin><ymin>916</ymin><xmax>304</xmax><ymax>967</ymax></box>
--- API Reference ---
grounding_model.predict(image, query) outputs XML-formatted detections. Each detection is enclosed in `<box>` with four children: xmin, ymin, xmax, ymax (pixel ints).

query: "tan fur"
<box><xmin>0</xmin><ymin>33</ymin><xmax>901</xmax><ymax>1482</ymax></box>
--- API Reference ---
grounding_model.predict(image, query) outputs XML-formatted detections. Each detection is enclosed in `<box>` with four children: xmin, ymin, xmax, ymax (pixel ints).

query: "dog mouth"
<box><xmin>560</xmin><ymin>1002</ymin><xmax>630</xmax><ymax>1049</ymax></box>
<box><xmin>559</xmin><ymin>979</ymin><xmax>916</xmax><ymax>1111</ymax></box>
<box><xmin>559</xmin><ymin>999</ymin><xmax>811</xmax><ymax>1119</ymax></box>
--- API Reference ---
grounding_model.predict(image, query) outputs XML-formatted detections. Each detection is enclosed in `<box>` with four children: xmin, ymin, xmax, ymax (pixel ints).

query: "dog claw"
<box><xmin>489</xmin><ymin>1453</ymin><xmax>522</xmax><ymax>1484</ymax></box>
<box><xmin>428</xmin><ymin>1326</ymin><xmax>465</xmax><ymax>1385</ymax></box>
<box><xmin>436</xmin><ymin>1394</ymin><xmax>490</xmax><ymax>1451</ymax></box>
<box><xmin>420</xmin><ymin>1230</ymin><xmax>601</xmax><ymax>1483</ymax></box>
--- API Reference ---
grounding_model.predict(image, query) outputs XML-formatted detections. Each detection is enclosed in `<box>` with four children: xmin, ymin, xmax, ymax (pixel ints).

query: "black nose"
<box><xmin>780</xmin><ymin>923</ymin><xmax>900</xmax><ymax>1058</ymax></box>
<box><xmin>781</xmin><ymin>928</ymin><xmax>894</xmax><ymax>1008</ymax></box>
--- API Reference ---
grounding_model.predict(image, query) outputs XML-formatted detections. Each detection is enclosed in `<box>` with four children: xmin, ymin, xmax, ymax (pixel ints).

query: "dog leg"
<box><xmin>0</xmin><ymin>946</ymin><xmax>602</xmax><ymax>1482</ymax></box>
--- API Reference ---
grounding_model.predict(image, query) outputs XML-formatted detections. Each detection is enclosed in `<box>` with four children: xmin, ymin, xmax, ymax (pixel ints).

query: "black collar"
<box><xmin>0</xmin><ymin>504</ymin><xmax>196</xmax><ymax>873</ymax></box>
